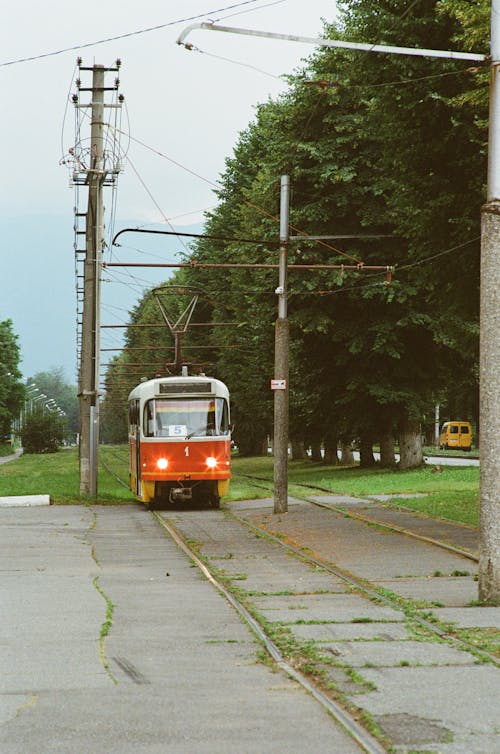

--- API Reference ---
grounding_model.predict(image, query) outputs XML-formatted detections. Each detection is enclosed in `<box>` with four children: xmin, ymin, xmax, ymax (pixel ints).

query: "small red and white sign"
<box><xmin>270</xmin><ymin>379</ymin><xmax>287</xmax><ymax>390</ymax></box>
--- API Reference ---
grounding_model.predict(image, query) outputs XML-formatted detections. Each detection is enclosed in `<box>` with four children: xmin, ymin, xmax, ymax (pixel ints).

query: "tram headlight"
<box><xmin>156</xmin><ymin>458</ymin><xmax>169</xmax><ymax>470</ymax></box>
<box><xmin>205</xmin><ymin>456</ymin><xmax>218</xmax><ymax>469</ymax></box>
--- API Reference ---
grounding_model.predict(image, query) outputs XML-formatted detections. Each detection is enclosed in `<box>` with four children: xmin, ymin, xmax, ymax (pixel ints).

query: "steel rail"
<box><xmin>97</xmin><ymin>452</ymin><xmax>385</xmax><ymax>752</ymax></box>
<box><xmin>97</xmin><ymin>454</ymin><xmax>500</xmax><ymax>669</ymax></box>
<box><xmin>226</xmin><ymin>505</ymin><xmax>500</xmax><ymax>668</ymax></box>
<box><xmin>303</xmin><ymin>493</ymin><xmax>479</xmax><ymax>562</ymax></box>
<box><xmin>238</xmin><ymin>473</ymin><xmax>479</xmax><ymax>562</ymax></box>
<box><xmin>152</xmin><ymin>511</ymin><xmax>387</xmax><ymax>754</ymax></box>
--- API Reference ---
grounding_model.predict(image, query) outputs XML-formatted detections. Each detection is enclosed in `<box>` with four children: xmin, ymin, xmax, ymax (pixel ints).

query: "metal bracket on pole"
<box><xmin>177</xmin><ymin>22</ymin><xmax>486</xmax><ymax>62</ymax></box>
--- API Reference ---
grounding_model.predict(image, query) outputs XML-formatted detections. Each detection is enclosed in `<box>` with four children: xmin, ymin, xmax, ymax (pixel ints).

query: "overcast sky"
<box><xmin>1</xmin><ymin>0</ymin><xmax>339</xmax><ymax>382</ymax></box>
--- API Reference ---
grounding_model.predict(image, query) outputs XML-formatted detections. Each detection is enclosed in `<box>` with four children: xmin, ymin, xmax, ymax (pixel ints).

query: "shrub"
<box><xmin>20</xmin><ymin>411</ymin><xmax>64</xmax><ymax>453</ymax></box>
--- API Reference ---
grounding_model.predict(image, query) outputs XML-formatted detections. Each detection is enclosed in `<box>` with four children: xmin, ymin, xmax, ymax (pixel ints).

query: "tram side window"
<box><xmin>143</xmin><ymin>401</ymin><xmax>155</xmax><ymax>437</ymax></box>
<box><xmin>216</xmin><ymin>398</ymin><xmax>230</xmax><ymax>435</ymax></box>
<box><xmin>129</xmin><ymin>401</ymin><xmax>139</xmax><ymax>429</ymax></box>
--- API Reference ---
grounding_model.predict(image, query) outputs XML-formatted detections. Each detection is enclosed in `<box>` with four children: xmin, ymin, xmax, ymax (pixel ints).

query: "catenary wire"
<box><xmin>109</xmin><ymin>125</ymin><xmax>364</xmax><ymax>265</ymax></box>
<box><xmin>187</xmin><ymin>45</ymin><xmax>284</xmax><ymax>79</ymax></box>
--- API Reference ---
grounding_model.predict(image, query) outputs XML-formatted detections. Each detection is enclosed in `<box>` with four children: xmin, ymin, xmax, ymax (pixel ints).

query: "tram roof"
<box><xmin>128</xmin><ymin>375</ymin><xmax>229</xmax><ymax>402</ymax></box>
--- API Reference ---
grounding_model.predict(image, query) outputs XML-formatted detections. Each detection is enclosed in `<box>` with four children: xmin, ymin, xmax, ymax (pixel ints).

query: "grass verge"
<box><xmin>0</xmin><ymin>446</ymin><xmax>133</xmax><ymax>504</ymax></box>
<box><xmin>0</xmin><ymin>447</ymin><xmax>479</xmax><ymax>526</ymax></box>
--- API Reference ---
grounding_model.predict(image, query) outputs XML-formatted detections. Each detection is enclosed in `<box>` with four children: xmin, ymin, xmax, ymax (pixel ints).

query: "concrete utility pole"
<box><xmin>273</xmin><ymin>176</ymin><xmax>290</xmax><ymax>514</ymax></box>
<box><xmin>69</xmin><ymin>61</ymin><xmax>123</xmax><ymax>496</ymax></box>
<box><xmin>79</xmin><ymin>64</ymin><xmax>105</xmax><ymax>495</ymax></box>
<box><xmin>479</xmin><ymin>0</ymin><xmax>500</xmax><ymax>603</ymax></box>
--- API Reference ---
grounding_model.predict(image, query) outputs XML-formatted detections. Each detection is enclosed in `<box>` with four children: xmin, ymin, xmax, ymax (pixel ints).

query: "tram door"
<box><xmin>135</xmin><ymin>400</ymin><xmax>141</xmax><ymax>495</ymax></box>
<box><xmin>130</xmin><ymin>399</ymin><xmax>141</xmax><ymax>495</ymax></box>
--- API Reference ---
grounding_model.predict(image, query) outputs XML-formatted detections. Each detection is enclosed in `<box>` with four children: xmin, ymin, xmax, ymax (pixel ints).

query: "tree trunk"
<box><xmin>290</xmin><ymin>439</ymin><xmax>306</xmax><ymax>460</ymax></box>
<box><xmin>237</xmin><ymin>433</ymin><xmax>268</xmax><ymax>456</ymax></box>
<box><xmin>359</xmin><ymin>436</ymin><xmax>376</xmax><ymax>468</ymax></box>
<box><xmin>340</xmin><ymin>442</ymin><xmax>355</xmax><ymax>465</ymax></box>
<box><xmin>379</xmin><ymin>433</ymin><xmax>396</xmax><ymax>468</ymax></box>
<box><xmin>323</xmin><ymin>437</ymin><xmax>338</xmax><ymax>465</ymax></box>
<box><xmin>398</xmin><ymin>418</ymin><xmax>423</xmax><ymax>469</ymax></box>
<box><xmin>310</xmin><ymin>442</ymin><xmax>322</xmax><ymax>462</ymax></box>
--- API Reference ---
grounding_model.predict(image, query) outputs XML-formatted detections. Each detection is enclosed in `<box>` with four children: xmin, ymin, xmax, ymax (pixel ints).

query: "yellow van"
<box><xmin>439</xmin><ymin>421</ymin><xmax>472</xmax><ymax>451</ymax></box>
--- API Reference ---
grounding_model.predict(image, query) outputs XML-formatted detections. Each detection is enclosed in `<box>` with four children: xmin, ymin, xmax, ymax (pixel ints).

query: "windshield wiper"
<box><xmin>185</xmin><ymin>424</ymin><xmax>209</xmax><ymax>440</ymax></box>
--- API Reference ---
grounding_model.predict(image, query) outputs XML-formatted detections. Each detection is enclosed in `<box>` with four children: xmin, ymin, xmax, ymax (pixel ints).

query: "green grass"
<box><xmin>0</xmin><ymin>446</ymin><xmax>479</xmax><ymax>525</ymax></box>
<box><xmin>0</xmin><ymin>446</ymin><xmax>133</xmax><ymax>504</ymax></box>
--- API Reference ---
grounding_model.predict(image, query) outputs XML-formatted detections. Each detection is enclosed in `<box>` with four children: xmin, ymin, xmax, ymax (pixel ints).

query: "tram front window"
<box><xmin>144</xmin><ymin>398</ymin><xmax>228</xmax><ymax>438</ymax></box>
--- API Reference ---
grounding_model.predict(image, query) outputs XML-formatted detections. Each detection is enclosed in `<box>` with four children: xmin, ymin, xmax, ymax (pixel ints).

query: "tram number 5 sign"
<box><xmin>270</xmin><ymin>379</ymin><xmax>287</xmax><ymax>390</ymax></box>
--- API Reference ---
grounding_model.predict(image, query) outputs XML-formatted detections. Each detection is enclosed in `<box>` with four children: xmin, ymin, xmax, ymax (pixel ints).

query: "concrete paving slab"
<box><xmin>312</xmin><ymin>494</ymin><xmax>369</xmax><ymax>505</ymax></box>
<box><xmin>316</xmin><ymin>639</ymin><xmax>474</xmax><ymax>667</ymax></box>
<box><xmin>313</xmin><ymin>495</ymin><xmax>480</xmax><ymax>556</ymax></box>
<box><xmin>231</xmin><ymin>566</ymin><xmax>346</xmax><ymax>594</ymax></box>
<box><xmin>354</xmin><ymin>665</ymin><xmax>500</xmax><ymax>753</ymax></box>
<box><xmin>230</xmin><ymin>497</ymin><xmax>303</xmax><ymax>512</ymax></box>
<box><xmin>367</xmin><ymin>493</ymin><xmax>429</xmax><ymax>501</ymax></box>
<box><xmin>173</xmin><ymin>508</ymin><xmax>349</xmax><ymax>595</ymax></box>
<box><xmin>431</xmin><ymin>606</ymin><xmax>500</xmax><ymax>629</ymax></box>
<box><xmin>374</xmin><ymin>575</ymin><xmax>478</xmax><ymax>606</ymax></box>
<box><xmin>4</xmin><ymin>495</ymin><xmax>498</xmax><ymax>754</ymax></box>
<box><xmin>291</xmin><ymin>621</ymin><xmax>413</xmax><ymax>642</ymax></box>
<box><xmin>251</xmin><ymin>592</ymin><xmax>403</xmax><ymax>623</ymax></box>
<box><xmin>244</xmin><ymin>502</ymin><xmax>475</xmax><ymax>580</ymax></box>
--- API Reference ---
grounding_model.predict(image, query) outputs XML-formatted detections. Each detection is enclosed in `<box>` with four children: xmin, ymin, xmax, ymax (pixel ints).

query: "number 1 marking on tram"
<box><xmin>185</xmin><ymin>446</ymin><xmax>189</xmax><ymax>457</ymax></box>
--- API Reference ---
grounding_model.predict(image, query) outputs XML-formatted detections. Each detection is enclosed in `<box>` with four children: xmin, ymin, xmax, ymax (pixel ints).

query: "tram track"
<box><xmin>99</xmin><ymin>454</ymin><xmax>494</xmax><ymax>663</ymax></box>
<box><xmin>150</xmin><ymin>502</ymin><xmax>500</xmax><ymax>754</ymax></box>
<box><xmin>98</xmin><ymin>452</ymin><xmax>386</xmax><ymax>752</ymax></box>
<box><xmin>152</xmin><ymin>511</ymin><xmax>387</xmax><ymax>754</ymax></box>
<box><xmin>225</xmin><ymin>507</ymin><xmax>499</xmax><ymax>665</ymax></box>
<box><xmin>97</xmin><ymin>450</ymin><xmax>499</xmax><ymax>754</ymax></box>
<box><xmin>238</xmin><ymin>472</ymin><xmax>479</xmax><ymax>563</ymax></box>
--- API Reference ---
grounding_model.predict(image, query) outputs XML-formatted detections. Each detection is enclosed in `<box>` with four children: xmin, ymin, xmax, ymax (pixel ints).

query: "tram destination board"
<box><xmin>159</xmin><ymin>382</ymin><xmax>213</xmax><ymax>395</ymax></box>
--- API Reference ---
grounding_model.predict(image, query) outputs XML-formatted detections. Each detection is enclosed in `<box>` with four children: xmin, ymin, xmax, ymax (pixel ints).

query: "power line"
<box><xmin>216</xmin><ymin>0</ymin><xmax>287</xmax><ymax>22</ymax></box>
<box><xmin>0</xmin><ymin>1</ymin><xmax>269</xmax><ymax>68</ymax></box>
<box><xmin>302</xmin><ymin>65</ymin><xmax>486</xmax><ymax>93</ymax></box>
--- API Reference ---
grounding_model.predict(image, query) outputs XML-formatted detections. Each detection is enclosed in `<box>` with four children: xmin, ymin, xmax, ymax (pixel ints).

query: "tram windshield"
<box><xmin>143</xmin><ymin>397</ymin><xmax>229</xmax><ymax>438</ymax></box>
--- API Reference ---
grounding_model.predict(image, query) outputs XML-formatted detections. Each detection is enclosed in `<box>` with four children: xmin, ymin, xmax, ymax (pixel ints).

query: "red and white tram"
<box><xmin>128</xmin><ymin>375</ymin><xmax>231</xmax><ymax>507</ymax></box>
